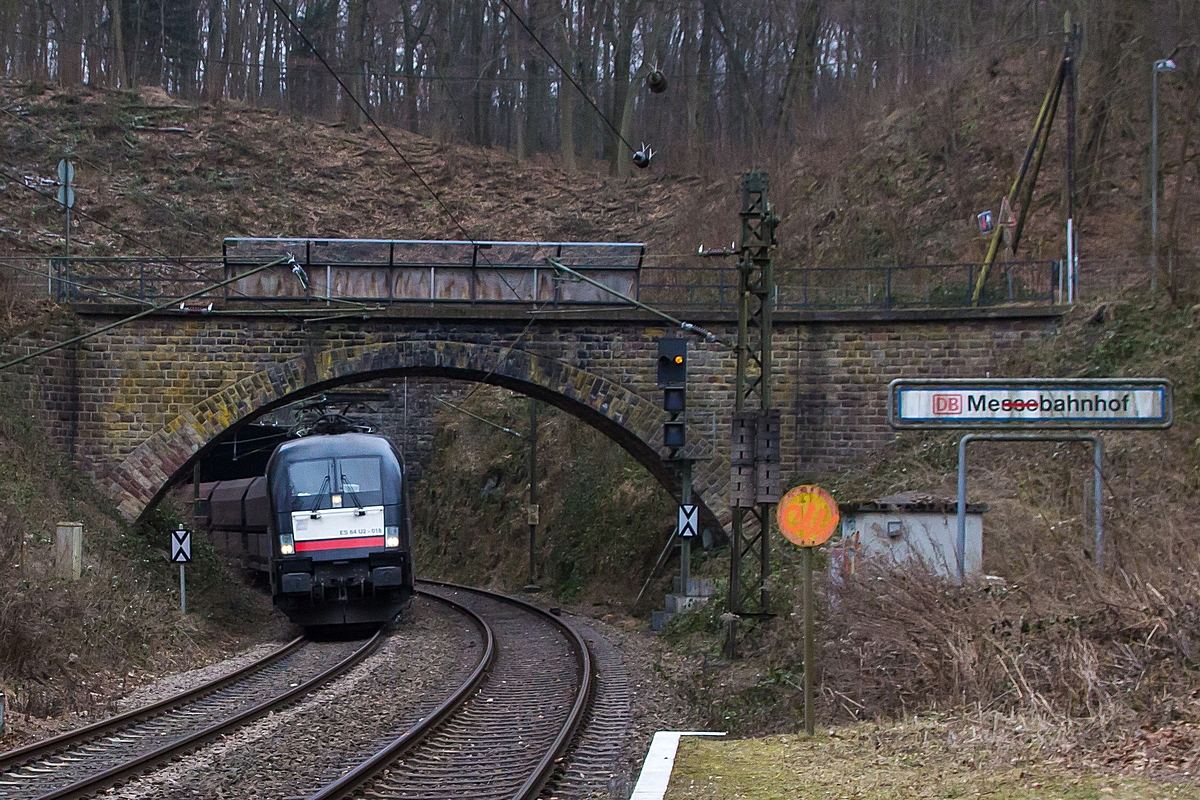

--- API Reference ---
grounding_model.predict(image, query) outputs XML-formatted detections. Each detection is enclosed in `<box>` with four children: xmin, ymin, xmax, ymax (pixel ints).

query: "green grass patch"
<box><xmin>666</xmin><ymin>725</ymin><xmax>1200</xmax><ymax>800</ymax></box>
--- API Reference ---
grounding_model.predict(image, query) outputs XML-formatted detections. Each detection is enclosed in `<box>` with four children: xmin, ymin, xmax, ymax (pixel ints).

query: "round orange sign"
<box><xmin>776</xmin><ymin>485</ymin><xmax>840</xmax><ymax>547</ymax></box>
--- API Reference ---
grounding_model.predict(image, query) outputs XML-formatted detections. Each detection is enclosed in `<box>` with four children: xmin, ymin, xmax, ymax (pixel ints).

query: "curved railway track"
<box><xmin>1</xmin><ymin>581</ymin><xmax>598</xmax><ymax>800</ymax></box>
<box><xmin>0</xmin><ymin>633</ymin><xmax>382</xmax><ymax>800</ymax></box>
<box><xmin>312</xmin><ymin>580</ymin><xmax>594</xmax><ymax>800</ymax></box>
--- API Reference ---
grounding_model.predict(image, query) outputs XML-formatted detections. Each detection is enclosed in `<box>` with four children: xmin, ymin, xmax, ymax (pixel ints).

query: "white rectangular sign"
<box><xmin>171</xmin><ymin>528</ymin><xmax>192</xmax><ymax>563</ymax></box>
<box><xmin>677</xmin><ymin>505</ymin><xmax>698</xmax><ymax>538</ymax></box>
<box><xmin>889</xmin><ymin>379</ymin><xmax>1172</xmax><ymax>429</ymax></box>
<box><xmin>291</xmin><ymin>506</ymin><xmax>385</xmax><ymax>544</ymax></box>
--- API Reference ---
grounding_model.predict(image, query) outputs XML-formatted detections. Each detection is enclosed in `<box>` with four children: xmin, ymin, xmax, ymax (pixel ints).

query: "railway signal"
<box><xmin>657</xmin><ymin>337</ymin><xmax>687</xmax><ymax>453</ymax></box>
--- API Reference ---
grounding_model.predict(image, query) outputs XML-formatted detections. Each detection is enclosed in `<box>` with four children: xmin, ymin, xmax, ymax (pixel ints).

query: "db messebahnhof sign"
<box><xmin>888</xmin><ymin>378</ymin><xmax>1173</xmax><ymax>430</ymax></box>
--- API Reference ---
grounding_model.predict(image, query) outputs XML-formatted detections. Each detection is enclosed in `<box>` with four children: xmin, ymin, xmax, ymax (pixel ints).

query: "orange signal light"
<box><xmin>673</xmin><ymin>355</ymin><xmax>683</xmax><ymax>364</ymax></box>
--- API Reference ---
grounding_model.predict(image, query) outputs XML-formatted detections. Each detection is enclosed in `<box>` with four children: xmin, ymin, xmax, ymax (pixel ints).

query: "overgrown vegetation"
<box><xmin>660</xmin><ymin>294</ymin><xmax>1200</xmax><ymax>775</ymax></box>
<box><xmin>413</xmin><ymin>384</ymin><xmax>675</xmax><ymax>602</ymax></box>
<box><xmin>0</xmin><ymin>379</ymin><xmax>279</xmax><ymax>736</ymax></box>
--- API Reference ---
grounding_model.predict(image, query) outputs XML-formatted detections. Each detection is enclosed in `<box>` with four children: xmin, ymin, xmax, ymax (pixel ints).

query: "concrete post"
<box><xmin>55</xmin><ymin>522</ymin><xmax>82</xmax><ymax>580</ymax></box>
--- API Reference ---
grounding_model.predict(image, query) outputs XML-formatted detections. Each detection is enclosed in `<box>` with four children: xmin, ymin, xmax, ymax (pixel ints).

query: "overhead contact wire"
<box><xmin>270</xmin><ymin>0</ymin><xmax>537</xmax><ymax>306</ymax></box>
<box><xmin>496</xmin><ymin>0</ymin><xmax>639</xmax><ymax>157</ymax></box>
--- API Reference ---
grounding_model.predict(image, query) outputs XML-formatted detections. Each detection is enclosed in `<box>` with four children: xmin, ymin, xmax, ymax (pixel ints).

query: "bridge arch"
<box><xmin>108</xmin><ymin>339</ymin><xmax>700</xmax><ymax>527</ymax></box>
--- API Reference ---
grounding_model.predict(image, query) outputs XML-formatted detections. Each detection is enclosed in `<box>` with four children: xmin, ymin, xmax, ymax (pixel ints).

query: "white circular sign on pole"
<box><xmin>57</xmin><ymin>159</ymin><xmax>75</xmax><ymax>185</ymax></box>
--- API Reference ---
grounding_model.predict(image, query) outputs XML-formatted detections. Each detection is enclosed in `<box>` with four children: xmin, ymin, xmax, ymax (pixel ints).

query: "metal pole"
<box><xmin>679</xmin><ymin>460</ymin><xmax>692</xmax><ymax>594</ymax></box>
<box><xmin>956</xmin><ymin>434</ymin><xmax>971</xmax><ymax>582</ymax></box>
<box><xmin>179</xmin><ymin>564</ymin><xmax>187</xmax><ymax>614</ymax></box>
<box><xmin>1152</xmin><ymin>64</ymin><xmax>1159</xmax><ymax>292</ymax></box>
<box><xmin>1065</xmin><ymin>17</ymin><xmax>1078</xmax><ymax>303</ymax></box>
<box><xmin>193</xmin><ymin>460</ymin><xmax>202</xmax><ymax>519</ymax></box>
<box><xmin>1094</xmin><ymin>436</ymin><xmax>1104</xmax><ymax>567</ymax></box>
<box><xmin>1066</xmin><ymin>219</ymin><xmax>1074</xmax><ymax>304</ymax></box>
<box><xmin>958</xmin><ymin>433</ymin><xmax>1104</xmax><ymax>577</ymax></box>
<box><xmin>802</xmin><ymin>545</ymin><xmax>815</xmax><ymax>736</ymax></box>
<box><xmin>524</xmin><ymin>398</ymin><xmax>539</xmax><ymax>591</ymax></box>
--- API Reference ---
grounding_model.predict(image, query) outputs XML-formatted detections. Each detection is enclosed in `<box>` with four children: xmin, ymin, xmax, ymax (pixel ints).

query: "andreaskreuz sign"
<box><xmin>888</xmin><ymin>378</ymin><xmax>1173</xmax><ymax>430</ymax></box>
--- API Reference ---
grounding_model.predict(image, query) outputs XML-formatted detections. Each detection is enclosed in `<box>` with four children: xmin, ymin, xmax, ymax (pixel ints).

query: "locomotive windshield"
<box><xmin>288</xmin><ymin>455</ymin><xmax>384</xmax><ymax>510</ymax></box>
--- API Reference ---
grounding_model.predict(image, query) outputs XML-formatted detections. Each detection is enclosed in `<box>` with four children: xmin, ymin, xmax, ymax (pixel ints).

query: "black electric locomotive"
<box><xmin>265</xmin><ymin>430</ymin><xmax>415</xmax><ymax>628</ymax></box>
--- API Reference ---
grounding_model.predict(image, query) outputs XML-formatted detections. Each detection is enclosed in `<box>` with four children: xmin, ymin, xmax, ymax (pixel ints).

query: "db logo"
<box><xmin>932</xmin><ymin>394</ymin><xmax>962</xmax><ymax>415</ymax></box>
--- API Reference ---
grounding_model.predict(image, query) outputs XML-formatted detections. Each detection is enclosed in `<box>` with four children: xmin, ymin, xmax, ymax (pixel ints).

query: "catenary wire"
<box><xmin>0</xmin><ymin>159</ymin><xmax>378</xmax><ymax>312</ymax></box>
<box><xmin>269</xmin><ymin>0</ymin><xmax>532</xmax><ymax>305</ymax></box>
<box><xmin>496</xmin><ymin>0</ymin><xmax>638</xmax><ymax>158</ymax></box>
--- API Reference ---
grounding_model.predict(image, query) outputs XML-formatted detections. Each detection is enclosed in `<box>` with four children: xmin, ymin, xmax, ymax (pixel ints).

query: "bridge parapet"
<box><xmin>36</xmin><ymin>246</ymin><xmax>1061</xmax><ymax>314</ymax></box>
<box><xmin>0</xmin><ymin>301</ymin><xmax>1059</xmax><ymax>529</ymax></box>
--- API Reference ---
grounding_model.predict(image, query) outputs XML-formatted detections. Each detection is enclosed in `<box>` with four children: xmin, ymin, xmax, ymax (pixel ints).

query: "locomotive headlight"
<box><xmin>331</xmin><ymin>493</ymin><xmax>343</xmax><ymax>508</ymax></box>
<box><xmin>279</xmin><ymin>533</ymin><xmax>295</xmax><ymax>555</ymax></box>
<box><xmin>385</xmin><ymin>526</ymin><xmax>400</xmax><ymax>548</ymax></box>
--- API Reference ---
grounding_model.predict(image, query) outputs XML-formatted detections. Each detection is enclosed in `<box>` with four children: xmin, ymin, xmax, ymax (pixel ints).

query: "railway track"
<box><xmin>311</xmin><ymin>580</ymin><xmax>593</xmax><ymax>800</ymax></box>
<box><xmin>0</xmin><ymin>633</ymin><xmax>383</xmax><ymax>800</ymax></box>
<box><xmin>2</xmin><ymin>582</ymin><xmax>599</xmax><ymax>800</ymax></box>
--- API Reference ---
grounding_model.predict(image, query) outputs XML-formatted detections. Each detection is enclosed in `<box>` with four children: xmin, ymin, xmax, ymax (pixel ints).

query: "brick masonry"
<box><xmin>0</xmin><ymin>307</ymin><xmax>1059</xmax><ymax>527</ymax></box>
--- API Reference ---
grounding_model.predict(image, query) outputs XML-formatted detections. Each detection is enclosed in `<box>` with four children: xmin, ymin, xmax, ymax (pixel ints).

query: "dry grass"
<box><xmin>665</xmin><ymin>725</ymin><xmax>1200</xmax><ymax>800</ymax></box>
<box><xmin>661</xmin><ymin>292</ymin><xmax>1200</xmax><ymax>782</ymax></box>
<box><xmin>0</xmin><ymin>381</ymin><xmax>284</xmax><ymax>744</ymax></box>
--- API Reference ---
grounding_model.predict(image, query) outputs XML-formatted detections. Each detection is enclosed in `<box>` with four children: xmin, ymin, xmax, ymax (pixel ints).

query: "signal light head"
<box><xmin>657</xmin><ymin>337</ymin><xmax>687</xmax><ymax>387</ymax></box>
<box><xmin>663</xmin><ymin>420</ymin><xmax>686</xmax><ymax>449</ymax></box>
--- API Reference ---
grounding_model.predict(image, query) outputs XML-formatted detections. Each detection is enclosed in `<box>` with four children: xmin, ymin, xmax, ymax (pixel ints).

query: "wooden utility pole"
<box><xmin>973</xmin><ymin>15</ymin><xmax>1079</xmax><ymax>305</ymax></box>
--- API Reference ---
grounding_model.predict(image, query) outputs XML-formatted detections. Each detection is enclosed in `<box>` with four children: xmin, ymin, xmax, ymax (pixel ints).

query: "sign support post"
<box><xmin>957</xmin><ymin>433</ymin><xmax>1102</xmax><ymax>578</ymax></box>
<box><xmin>171</xmin><ymin>527</ymin><xmax>192</xmax><ymax>613</ymax></box>
<box><xmin>677</xmin><ymin>461</ymin><xmax>697</xmax><ymax>594</ymax></box>
<box><xmin>889</xmin><ymin>378</ymin><xmax>1171</xmax><ymax>579</ymax></box>
<box><xmin>776</xmin><ymin>484</ymin><xmax>840</xmax><ymax>736</ymax></box>
<box><xmin>801</xmin><ymin>544</ymin><xmax>814</xmax><ymax>736</ymax></box>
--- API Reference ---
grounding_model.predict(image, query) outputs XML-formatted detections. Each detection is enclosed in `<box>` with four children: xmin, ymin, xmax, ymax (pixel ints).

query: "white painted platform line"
<box><xmin>629</xmin><ymin>731</ymin><xmax>726</xmax><ymax>800</ymax></box>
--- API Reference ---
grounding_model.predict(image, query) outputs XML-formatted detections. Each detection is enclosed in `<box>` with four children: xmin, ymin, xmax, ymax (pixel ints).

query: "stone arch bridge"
<box><xmin>4</xmin><ymin>302</ymin><xmax>1057</xmax><ymax>531</ymax></box>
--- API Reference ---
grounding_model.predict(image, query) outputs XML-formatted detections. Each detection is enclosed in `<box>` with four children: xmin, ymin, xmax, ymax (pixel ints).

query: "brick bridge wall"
<box><xmin>0</xmin><ymin>306</ymin><xmax>1058</xmax><ymax>528</ymax></box>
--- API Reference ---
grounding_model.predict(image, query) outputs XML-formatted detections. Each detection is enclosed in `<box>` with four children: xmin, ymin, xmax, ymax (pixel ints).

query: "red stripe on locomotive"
<box><xmin>295</xmin><ymin>536</ymin><xmax>386</xmax><ymax>552</ymax></box>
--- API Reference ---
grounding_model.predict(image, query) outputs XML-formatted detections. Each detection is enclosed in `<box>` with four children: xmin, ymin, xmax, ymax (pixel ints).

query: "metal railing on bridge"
<box><xmin>638</xmin><ymin>260</ymin><xmax>1060</xmax><ymax>311</ymax></box>
<box><xmin>18</xmin><ymin>242</ymin><xmax>1061</xmax><ymax>312</ymax></box>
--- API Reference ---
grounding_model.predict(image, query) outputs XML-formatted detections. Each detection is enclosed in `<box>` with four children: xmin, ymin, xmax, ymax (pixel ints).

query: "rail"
<box><xmin>0</xmin><ymin>633</ymin><xmax>382</xmax><ymax>800</ymax></box>
<box><xmin>312</xmin><ymin>580</ymin><xmax>594</xmax><ymax>800</ymax></box>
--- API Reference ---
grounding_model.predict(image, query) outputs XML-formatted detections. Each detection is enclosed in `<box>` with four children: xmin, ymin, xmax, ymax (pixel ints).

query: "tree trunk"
<box><xmin>576</xmin><ymin>2</ymin><xmax>598</xmax><ymax>168</ymax></box>
<box><xmin>523</xmin><ymin>0</ymin><xmax>550</xmax><ymax>156</ymax></box>
<box><xmin>692</xmin><ymin>3</ymin><xmax>714</xmax><ymax>172</ymax></box>
<box><xmin>345</xmin><ymin>0</ymin><xmax>368</xmax><ymax>128</ymax></box>
<box><xmin>777</xmin><ymin>1</ymin><xmax>821</xmax><ymax>145</ymax></box>
<box><xmin>262</xmin><ymin>1</ymin><xmax>280</xmax><ymax>106</ymax></box>
<box><xmin>606</xmin><ymin>0</ymin><xmax>639</xmax><ymax>175</ymax></box>
<box><xmin>559</xmin><ymin>20</ymin><xmax>577</xmax><ymax>172</ymax></box>
<box><xmin>58</xmin><ymin>0</ymin><xmax>83</xmax><ymax>87</ymax></box>
<box><xmin>202</xmin><ymin>0</ymin><xmax>222</xmax><ymax>101</ymax></box>
<box><xmin>223</xmin><ymin>0</ymin><xmax>245</xmax><ymax>100</ymax></box>
<box><xmin>111</xmin><ymin>0</ymin><xmax>126</xmax><ymax>88</ymax></box>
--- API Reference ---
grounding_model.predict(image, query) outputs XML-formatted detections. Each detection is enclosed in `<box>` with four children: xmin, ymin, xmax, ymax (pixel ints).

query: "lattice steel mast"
<box><xmin>727</xmin><ymin>171</ymin><xmax>780</xmax><ymax>655</ymax></box>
